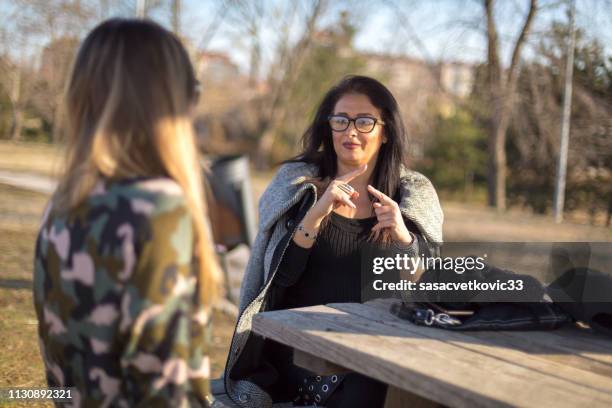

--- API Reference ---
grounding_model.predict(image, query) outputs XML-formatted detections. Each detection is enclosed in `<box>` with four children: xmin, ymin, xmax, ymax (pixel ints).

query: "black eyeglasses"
<box><xmin>328</xmin><ymin>115</ymin><xmax>385</xmax><ymax>133</ymax></box>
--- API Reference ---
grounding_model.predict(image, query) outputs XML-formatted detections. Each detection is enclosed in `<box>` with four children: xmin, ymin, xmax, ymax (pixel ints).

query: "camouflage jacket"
<box><xmin>33</xmin><ymin>177</ymin><xmax>211</xmax><ymax>407</ymax></box>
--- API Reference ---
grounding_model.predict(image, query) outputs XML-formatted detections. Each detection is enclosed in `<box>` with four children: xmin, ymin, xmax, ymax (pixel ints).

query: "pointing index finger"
<box><xmin>336</xmin><ymin>164</ymin><xmax>367</xmax><ymax>183</ymax></box>
<box><xmin>367</xmin><ymin>184</ymin><xmax>394</xmax><ymax>204</ymax></box>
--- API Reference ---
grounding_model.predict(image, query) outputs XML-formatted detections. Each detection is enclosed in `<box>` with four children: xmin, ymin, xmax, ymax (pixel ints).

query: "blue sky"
<box><xmin>1</xmin><ymin>0</ymin><xmax>610</xmax><ymax>73</ymax></box>
<box><xmin>178</xmin><ymin>0</ymin><xmax>612</xmax><ymax>75</ymax></box>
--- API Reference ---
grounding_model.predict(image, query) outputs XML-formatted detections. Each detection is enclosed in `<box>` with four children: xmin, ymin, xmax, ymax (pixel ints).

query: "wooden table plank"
<box><xmin>252</xmin><ymin>304</ymin><xmax>612</xmax><ymax>408</ymax></box>
<box><xmin>337</xmin><ymin>299</ymin><xmax>612</xmax><ymax>380</ymax></box>
<box><xmin>293</xmin><ymin>349</ymin><xmax>350</xmax><ymax>375</ymax></box>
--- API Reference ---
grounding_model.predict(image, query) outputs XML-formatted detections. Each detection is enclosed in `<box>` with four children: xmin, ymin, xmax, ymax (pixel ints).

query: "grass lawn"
<box><xmin>0</xmin><ymin>141</ymin><xmax>64</xmax><ymax>177</ymax></box>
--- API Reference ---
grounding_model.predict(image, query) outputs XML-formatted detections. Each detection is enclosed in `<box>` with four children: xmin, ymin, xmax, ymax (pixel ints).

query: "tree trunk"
<box><xmin>172</xmin><ymin>0</ymin><xmax>181</xmax><ymax>35</ymax></box>
<box><xmin>9</xmin><ymin>66</ymin><xmax>23</xmax><ymax>141</ymax></box>
<box><xmin>484</xmin><ymin>0</ymin><xmax>538</xmax><ymax>211</ymax></box>
<box><xmin>487</xmin><ymin>94</ymin><xmax>511</xmax><ymax>210</ymax></box>
<box><xmin>11</xmin><ymin>108</ymin><xmax>23</xmax><ymax>141</ymax></box>
<box><xmin>51</xmin><ymin>92</ymin><xmax>64</xmax><ymax>142</ymax></box>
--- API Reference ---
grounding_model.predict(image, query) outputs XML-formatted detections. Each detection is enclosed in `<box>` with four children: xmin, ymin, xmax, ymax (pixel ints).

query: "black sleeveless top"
<box><xmin>267</xmin><ymin>211</ymin><xmax>418</xmax><ymax>407</ymax></box>
<box><xmin>277</xmin><ymin>211</ymin><xmax>379</xmax><ymax>308</ymax></box>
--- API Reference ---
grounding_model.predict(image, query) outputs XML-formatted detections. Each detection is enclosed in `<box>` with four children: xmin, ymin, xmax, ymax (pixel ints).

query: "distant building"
<box><xmin>439</xmin><ymin>62</ymin><xmax>474</xmax><ymax>99</ymax></box>
<box><xmin>197</xmin><ymin>51</ymin><xmax>240</xmax><ymax>85</ymax></box>
<box><xmin>361</xmin><ymin>53</ymin><xmax>475</xmax><ymax>158</ymax></box>
<box><xmin>193</xmin><ymin>50</ymin><xmax>265</xmax><ymax>116</ymax></box>
<box><xmin>363</xmin><ymin>53</ymin><xmax>474</xmax><ymax>100</ymax></box>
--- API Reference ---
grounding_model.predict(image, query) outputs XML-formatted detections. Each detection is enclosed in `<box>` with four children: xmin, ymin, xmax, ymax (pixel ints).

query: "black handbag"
<box><xmin>390</xmin><ymin>259</ymin><xmax>573</xmax><ymax>330</ymax></box>
<box><xmin>547</xmin><ymin>267</ymin><xmax>612</xmax><ymax>337</ymax></box>
<box><xmin>391</xmin><ymin>301</ymin><xmax>572</xmax><ymax>330</ymax></box>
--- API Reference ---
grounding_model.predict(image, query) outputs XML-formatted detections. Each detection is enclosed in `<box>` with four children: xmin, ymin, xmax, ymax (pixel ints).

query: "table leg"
<box><xmin>384</xmin><ymin>385</ymin><xmax>444</xmax><ymax>408</ymax></box>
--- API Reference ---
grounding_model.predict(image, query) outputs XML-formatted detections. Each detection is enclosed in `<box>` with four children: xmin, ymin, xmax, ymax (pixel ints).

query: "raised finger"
<box><xmin>341</xmin><ymin>197</ymin><xmax>356</xmax><ymax>209</ymax></box>
<box><xmin>333</xmin><ymin>189</ymin><xmax>356</xmax><ymax>209</ymax></box>
<box><xmin>367</xmin><ymin>185</ymin><xmax>395</xmax><ymax>205</ymax></box>
<box><xmin>336</xmin><ymin>164</ymin><xmax>368</xmax><ymax>183</ymax></box>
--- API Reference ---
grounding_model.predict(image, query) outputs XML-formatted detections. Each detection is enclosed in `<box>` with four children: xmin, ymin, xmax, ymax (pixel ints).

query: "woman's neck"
<box><xmin>336</xmin><ymin>161</ymin><xmax>374</xmax><ymax>189</ymax></box>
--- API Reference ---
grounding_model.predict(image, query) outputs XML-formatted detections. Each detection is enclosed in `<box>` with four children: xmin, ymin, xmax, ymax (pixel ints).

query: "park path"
<box><xmin>0</xmin><ymin>170</ymin><xmax>56</xmax><ymax>194</ymax></box>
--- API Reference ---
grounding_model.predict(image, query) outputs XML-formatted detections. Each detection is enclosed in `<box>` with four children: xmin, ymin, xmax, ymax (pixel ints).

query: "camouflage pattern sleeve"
<box><xmin>118</xmin><ymin>190</ymin><xmax>211</xmax><ymax>407</ymax></box>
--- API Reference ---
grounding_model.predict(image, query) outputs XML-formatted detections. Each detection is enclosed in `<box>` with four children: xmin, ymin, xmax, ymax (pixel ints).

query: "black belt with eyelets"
<box><xmin>293</xmin><ymin>373</ymin><xmax>346</xmax><ymax>406</ymax></box>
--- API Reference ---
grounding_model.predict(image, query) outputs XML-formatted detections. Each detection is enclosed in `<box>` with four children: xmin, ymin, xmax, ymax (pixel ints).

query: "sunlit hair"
<box><xmin>54</xmin><ymin>18</ymin><xmax>220</xmax><ymax>305</ymax></box>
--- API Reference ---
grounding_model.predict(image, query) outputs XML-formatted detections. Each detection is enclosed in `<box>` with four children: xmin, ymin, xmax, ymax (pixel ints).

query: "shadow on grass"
<box><xmin>0</xmin><ymin>278</ymin><xmax>32</xmax><ymax>290</ymax></box>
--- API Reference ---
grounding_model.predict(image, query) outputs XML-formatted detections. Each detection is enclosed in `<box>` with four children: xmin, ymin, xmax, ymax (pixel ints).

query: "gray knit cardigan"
<box><xmin>223</xmin><ymin>161</ymin><xmax>443</xmax><ymax>408</ymax></box>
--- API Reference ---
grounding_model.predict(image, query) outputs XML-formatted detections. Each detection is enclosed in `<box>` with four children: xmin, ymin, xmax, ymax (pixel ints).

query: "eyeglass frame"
<box><xmin>327</xmin><ymin>114</ymin><xmax>385</xmax><ymax>133</ymax></box>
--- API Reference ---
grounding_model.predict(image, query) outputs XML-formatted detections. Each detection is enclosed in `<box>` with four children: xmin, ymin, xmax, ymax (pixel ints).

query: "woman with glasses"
<box><xmin>224</xmin><ymin>75</ymin><xmax>443</xmax><ymax>407</ymax></box>
<box><xmin>33</xmin><ymin>19</ymin><xmax>221</xmax><ymax>406</ymax></box>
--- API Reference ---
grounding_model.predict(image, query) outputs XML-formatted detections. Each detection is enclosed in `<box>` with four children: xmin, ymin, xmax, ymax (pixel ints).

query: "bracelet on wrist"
<box><xmin>297</xmin><ymin>224</ymin><xmax>317</xmax><ymax>240</ymax></box>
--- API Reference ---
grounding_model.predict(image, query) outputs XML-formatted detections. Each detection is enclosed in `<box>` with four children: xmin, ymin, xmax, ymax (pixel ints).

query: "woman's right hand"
<box><xmin>308</xmin><ymin>164</ymin><xmax>368</xmax><ymax>222</ymax></box>
<box><xmin>293</xmin><ymin>164</ymin><xmax>367</xmax><ymax>248</ymax></box>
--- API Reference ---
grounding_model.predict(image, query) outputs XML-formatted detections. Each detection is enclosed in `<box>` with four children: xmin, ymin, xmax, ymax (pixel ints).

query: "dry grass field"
<box><xmin>0</xmin><ymin>142</ymin><xmax>64</xmax><ymax>177</ymax></box>
<box><xmin>0</xmin><ymin>140</ymin><xmax>609</xmax><ymax>404</ymax></box>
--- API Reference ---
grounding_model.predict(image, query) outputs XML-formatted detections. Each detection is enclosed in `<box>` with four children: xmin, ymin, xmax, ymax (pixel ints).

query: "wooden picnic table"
<box><xmin>251</xmin><ymin>298</ymin><xmax>612</xmax><ymax>408</ymax></box>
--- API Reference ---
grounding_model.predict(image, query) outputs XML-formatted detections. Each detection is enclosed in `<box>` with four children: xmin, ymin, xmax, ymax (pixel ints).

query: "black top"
<box><xmin>277</xmin><ymin>212</ymin><xmax>378</xmax><ymax>308</ymax></box>
<box><xmin>274</xmin><ymin>211</ymin><xmax>419</xmax><ymax>309</ymax></box>
<box><xmin>265</xmin><ymin>211</ymin><xmax>420</xmax><ymax>406</ymax></box>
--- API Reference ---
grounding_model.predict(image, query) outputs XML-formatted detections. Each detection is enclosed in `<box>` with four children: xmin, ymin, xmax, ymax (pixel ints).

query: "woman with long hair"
<box><xmin>223</xmin><ymin>75</ymin><xmax>443</xmax><ymax>407</ymax></box>
<box><xmin>33</xmin><ymin>18</ymin><xmax>221</xmax><ymax>406</ymax></box>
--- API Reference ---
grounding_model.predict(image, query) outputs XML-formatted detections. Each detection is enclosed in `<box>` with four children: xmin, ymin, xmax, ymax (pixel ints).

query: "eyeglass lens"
<box><xmin>329</xmin><ymin>116</ymin><xmax>376</xmax><ymax>132</ymax></box>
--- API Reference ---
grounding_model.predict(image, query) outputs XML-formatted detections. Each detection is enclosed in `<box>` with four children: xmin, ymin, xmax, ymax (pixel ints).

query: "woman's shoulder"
<box><xmin>262</xmin><ymin>161</ymin><xmax>317</xmax><ymax>196</ymax></box>
<box><xmin>96</xmin><ymin>176</ymin><xmax>189</xmax><ymax>216</ymax></box>
<box><xmin>42</xmin><ymin>177</ymin><xmax>189</xmax><ymax>238</ymax></box>
<box><xmin>396</xmin><ymin>167</ymin><xmax>443</xmax><ymax>243</ymax></box>
<box><xmin>41</xmin><ymin>177</ymin><xmax>190</xmax><ymax>246</ymax></box>
<box><xmin>399</xmin><ymin>167</ymin><xmax>436</xmax><ymax>190</ymax></box>
<box><xmin>104</xmin><ymin>176</ymin><xmax>185</xmax><ymax>199</ymax></box>
<box><xmin>273</xmin><ymin>161</ymin><xmax>318</xmax><ymax>182</ymax></box>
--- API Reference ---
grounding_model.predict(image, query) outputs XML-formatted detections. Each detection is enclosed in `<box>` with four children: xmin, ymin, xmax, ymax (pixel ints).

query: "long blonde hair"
<box><xmin>55</xmin><ymin>18</ymin><xmax>220</xmax><ymax>305</ymax></box>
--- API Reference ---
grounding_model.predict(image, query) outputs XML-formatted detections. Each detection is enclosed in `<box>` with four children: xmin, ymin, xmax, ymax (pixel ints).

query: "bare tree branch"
<box><xmin>507</xmin><ymin>0</ymin><xmax>538</xmax><ymax>91</ymax></box>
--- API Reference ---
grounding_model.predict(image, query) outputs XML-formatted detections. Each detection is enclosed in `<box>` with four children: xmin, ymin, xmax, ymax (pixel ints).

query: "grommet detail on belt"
<box><xmin>331</xmin><ymin>375</ymin><xmax>338</xmax><ymax>383</ymax></box>
<box><xmin>238</xmin><ymin>393</ymin><xmax>249</xmax><ymax>402</ymax></box>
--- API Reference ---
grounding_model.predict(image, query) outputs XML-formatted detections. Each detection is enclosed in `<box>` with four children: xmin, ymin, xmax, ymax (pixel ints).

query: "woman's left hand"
<box><xmin>367</xmin><ymin>185</ymin><xmax>413</xmax><ymax>244</ymax></box>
